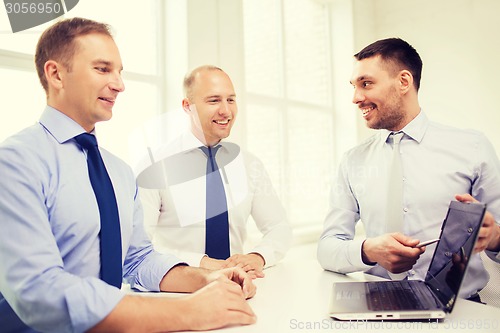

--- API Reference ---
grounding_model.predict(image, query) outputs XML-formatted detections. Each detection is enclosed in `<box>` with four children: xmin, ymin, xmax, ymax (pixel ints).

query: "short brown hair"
<box><xmin>35</xmin><ymin>17</ymin><xmax>112</xmax><ymax>92</ymax></box>
<box><xmin>354</xmin><ymin>38</ymin><xmax>423</xmax><ymax>91</ymax></box>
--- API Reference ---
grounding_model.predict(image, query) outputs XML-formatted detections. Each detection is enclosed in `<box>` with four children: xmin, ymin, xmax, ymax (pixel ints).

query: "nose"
<box><xmin>352</xmin><ymin>88</ymin><xmax>364</xmax><ymax>105</ymax></box>
<box><xmin>219</xmin><ymin>100</ymin><xmax>232</xmax><ymax>116</ymax></box>
<box><xmin>109</xmin><ymin>72</ymin><xmax>125</xmax><ymax>93</ymax></box>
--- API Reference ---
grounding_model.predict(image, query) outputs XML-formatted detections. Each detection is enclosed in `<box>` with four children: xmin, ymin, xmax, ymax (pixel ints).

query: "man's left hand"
<box><xmin>224</xmin><ymin>253</ymin><xmax>265</xmax><ymax>279</ymax></box>
<box><xmin>455</xmin><ymin>194</ymin><xmax>500</xmax><ymax>252</ymax></box>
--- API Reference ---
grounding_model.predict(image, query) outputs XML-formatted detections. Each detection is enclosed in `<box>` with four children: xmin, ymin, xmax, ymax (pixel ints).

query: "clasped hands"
<box><xmin>201</xmin><ymin>253</ymin><xmax>266</xmax><ymax>279</ymax></box>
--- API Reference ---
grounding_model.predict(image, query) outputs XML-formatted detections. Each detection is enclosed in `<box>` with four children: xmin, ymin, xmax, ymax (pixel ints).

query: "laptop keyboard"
<box><xmin>366</xmin><ymin>281</ymin><xmax>435</xmax><ymax>311</ymax></box>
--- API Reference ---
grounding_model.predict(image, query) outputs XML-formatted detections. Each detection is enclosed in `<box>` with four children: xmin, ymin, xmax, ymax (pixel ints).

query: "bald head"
<box><xmin>183</xmin><ymin>65</ymin><xmax>225</xmax><ymax>100</ymax></box>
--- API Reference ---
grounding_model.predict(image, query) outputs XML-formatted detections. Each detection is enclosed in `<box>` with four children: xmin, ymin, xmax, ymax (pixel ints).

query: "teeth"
<box><xmin>361</xmin><ymin>106</ymin><xmax>373</xmax><ymax>116</ymax></box>
<box><xmin>215</xmin><ymin>120</ymin><xmax>229</xmax><ymax>125</ymax></box>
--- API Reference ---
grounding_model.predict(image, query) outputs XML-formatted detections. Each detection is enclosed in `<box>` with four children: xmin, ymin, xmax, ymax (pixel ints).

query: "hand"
<box><xmin>225</xmin><ymin>253</ymin><xmax>266</xmax><ymax>279</ymax></box>
<box><xmin>159</xmin><ymin>264</ymin><xmax>256</xmax><ymax>297</ymax></box>
<box><xmin>178</xmin><ymin>279</ymin><xmax>257</xmax><ymax>331</ymax></box>
<box><xmin>90</xmin><ymin>267</ymin><xmax>257</xmax><ymax>333</ymax></box>
<box><xmin>455</xmin><ymin>194</ymin><xmax>500</xmax><ymax>252</ymax></box>
<box><xmin>200</xmin><ymin>256</ymin><xmax>227</xmax><ymax>270</ymax></box>
<box><xmin>362</xmin><ymin>233</ymin><xmax>424</xmax><ymax>273</ymax></box>
<box><xmin>206</xmin><ymin>267</ymin><xmax>257</xmax><ymax>299</ymax></box>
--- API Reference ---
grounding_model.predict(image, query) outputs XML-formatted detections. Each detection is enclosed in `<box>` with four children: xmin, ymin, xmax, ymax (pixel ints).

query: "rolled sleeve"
<box><xmin>66</xmin><ymin>279</ymin><xmax>124</xmax><ymax>332</ymax></box>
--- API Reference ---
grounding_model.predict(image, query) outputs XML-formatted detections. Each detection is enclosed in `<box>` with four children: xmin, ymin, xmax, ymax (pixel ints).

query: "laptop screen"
<box><xmin>424</xmin><ymin>201</ymin><xmax>486</xmax><ymax>311</ymax></box>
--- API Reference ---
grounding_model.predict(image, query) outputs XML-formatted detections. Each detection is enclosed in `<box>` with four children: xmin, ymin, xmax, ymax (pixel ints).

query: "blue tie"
<box><xmin>74</xmin><ymin>133</ymin><xmax>122</xmax><ymax>287</ymax></box>
<box><xmin>200</xmin><ymin>146</ymin><xmax>230</xmax><ymax>260</ymax></box>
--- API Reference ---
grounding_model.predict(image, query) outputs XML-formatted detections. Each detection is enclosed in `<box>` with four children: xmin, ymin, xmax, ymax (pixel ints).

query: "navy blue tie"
<box><xmin>200</xmin><ymin>146</ymin><xmax>230</xmax><ymax>260</ymax></box>
<box><xmin>75</xmin><ymin>133</ymin><xmax>122</xmax><ymax>287</ymax></box>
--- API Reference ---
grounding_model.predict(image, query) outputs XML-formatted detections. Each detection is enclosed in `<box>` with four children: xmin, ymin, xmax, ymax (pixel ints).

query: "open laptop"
<box><xmin>329</xmin><ymin>200</ymin><xmax>486</xmax><ymax>321</ymax></box>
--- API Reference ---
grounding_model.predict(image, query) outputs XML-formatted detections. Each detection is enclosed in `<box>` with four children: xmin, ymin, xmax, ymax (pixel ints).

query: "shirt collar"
<box><xmin>381</xmin><ymin>110</ymin><xmax>429</xmax><ymax>145</ymax></box>
<box><xmin>38</xmin><ymin>106</ymin><xmax>92</xmax><ymax>144</ymax></box>
<box><xmin>182</xmin><ymin>130</ymin><xmax>226</xmax><ymax>152</ymax></box>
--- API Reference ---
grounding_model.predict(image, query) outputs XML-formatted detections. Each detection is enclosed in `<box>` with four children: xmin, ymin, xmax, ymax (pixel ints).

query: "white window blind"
<box><xmin>243</xmin><ymin>0</ymin><xmax>334</xmax><ymax>228</ymax></box>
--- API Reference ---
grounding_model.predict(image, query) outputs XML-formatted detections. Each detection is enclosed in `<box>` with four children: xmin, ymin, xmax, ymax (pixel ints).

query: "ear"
<box><xmin>44</xmin><ymin>60</ymin><xmax>64</xmax><ymax>91</ymax></box>
<box><xmin>399</xmin><ymin>70</ymin><xmax>413</xmax><ymax>94</ymax></box>
<box><xmin>182</xmin><ymin>98</ymin><xmax>192</xmax><ymax>114</ymax></box>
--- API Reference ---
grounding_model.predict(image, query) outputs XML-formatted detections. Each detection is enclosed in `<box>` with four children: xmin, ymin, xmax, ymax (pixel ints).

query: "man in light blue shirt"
<box><xmin>317</xmin><ymin>38</ymin><xmax>500</xmax><ymax>302</ymax></box>
<box><xmin>0</xmin><ymin>18</ymin><xmax>256</xmax><ymax>332</ymax></box>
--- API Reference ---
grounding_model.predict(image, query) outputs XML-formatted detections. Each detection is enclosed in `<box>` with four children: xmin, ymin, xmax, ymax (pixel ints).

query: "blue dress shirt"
<box><xmin>317</xmin><ymin>111</ymin><xmax>500</xmax><ymax>298</ymax></box>
<box><xmin>0</xmin><ymin>106</ymin><xmax>183</xmax><ymax>333</ymax></box>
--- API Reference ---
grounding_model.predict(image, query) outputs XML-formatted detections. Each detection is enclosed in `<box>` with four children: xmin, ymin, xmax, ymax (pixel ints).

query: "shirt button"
<box><xmin>408</xmin><ymin>270</ymin><xmax>416</xmax><ymax>276</ymax></box>
<box><xmin>467</xmin><ymin>227</ymin><xmax>473</xmax><ymax>233</ymax></box>
<box><xmin>445</xmin><ymin>252</ymin><xmax>452</xmax><ymax>257</ymax></box>
<box><xmin>403</xmin><ymin>207</ymin><xmax>408</xmax><ymax>212</ymax></box>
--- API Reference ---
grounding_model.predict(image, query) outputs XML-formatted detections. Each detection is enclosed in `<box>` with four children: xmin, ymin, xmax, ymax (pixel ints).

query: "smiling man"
<box><xmin>317</xmin><ymin>38</ymin><xmax>500</xmax><ymax>303</ymax></box>
<box><xmin>139</xmin><ymin>65</ymin><xmax>292</xmax><ymax>278</ymax></box>
<box><xmin>0</xmin><ymin>18</ymin><xmax>257</xmax><ymax>332</ymax></box>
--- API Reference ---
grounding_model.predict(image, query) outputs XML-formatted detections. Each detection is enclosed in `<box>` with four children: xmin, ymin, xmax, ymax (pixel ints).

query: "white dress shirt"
<box><xmin>317</xmin><ymin>111</ymin><xmax>500</xmax><ymax>298</ymax></box>
<box><xmin>139</xmin><ymin>131</ymin><xmax>292</xmax><ymax>267</ymax></box>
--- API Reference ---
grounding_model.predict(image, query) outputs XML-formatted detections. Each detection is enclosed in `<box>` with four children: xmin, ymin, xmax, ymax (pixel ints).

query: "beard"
<box><xmin>367</xmin><ymin>86</ymin><xmax>405</xmax><ymax>131</ymax></box>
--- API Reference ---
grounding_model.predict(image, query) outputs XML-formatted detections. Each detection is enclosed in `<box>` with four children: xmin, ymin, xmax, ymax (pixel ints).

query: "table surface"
<box><xmin>131</xmin><ymin>243</ymin><xmax>500</xmax><ymax>332</ymax></box>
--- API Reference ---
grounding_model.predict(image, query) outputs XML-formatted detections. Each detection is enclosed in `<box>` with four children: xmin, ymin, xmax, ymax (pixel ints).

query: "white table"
<box><xmin>133</xmin><ymin>243</ymin><xmax>500</xmax><ymax>332</ymax></box>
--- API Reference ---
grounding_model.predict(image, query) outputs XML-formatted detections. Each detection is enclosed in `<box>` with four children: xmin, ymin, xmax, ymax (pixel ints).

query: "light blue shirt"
<box><xmin>317</xmin><ymin>111</ymin><xmax>500</xmax><ymax>298</ymax></box>
<box><xmin>0</xmin><ymin>106</ymin><xmax>183</xmax><ymax>333</ymax></box>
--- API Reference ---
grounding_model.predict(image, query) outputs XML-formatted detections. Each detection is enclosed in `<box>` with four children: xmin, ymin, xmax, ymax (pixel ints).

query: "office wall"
<box><xmin>352</xmin><ymin>0</ymin><xmax>500</xmax><ymax>152</ymax></box>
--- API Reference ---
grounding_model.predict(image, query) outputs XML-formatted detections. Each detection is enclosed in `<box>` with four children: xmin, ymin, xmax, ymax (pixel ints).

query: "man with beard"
<box><xmin>317</xmin><ymin>38</ymin><xmax>500</xmax><ymax>302</ymax></box>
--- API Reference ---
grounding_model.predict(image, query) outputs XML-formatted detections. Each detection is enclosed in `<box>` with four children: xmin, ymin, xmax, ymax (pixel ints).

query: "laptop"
<box><xmin>329</xmin><ymin>200</ymin><xmax>486</xmax><ymax>321</ymax></box>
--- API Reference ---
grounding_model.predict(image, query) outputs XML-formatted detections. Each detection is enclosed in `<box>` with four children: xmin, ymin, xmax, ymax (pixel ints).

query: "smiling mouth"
<box><xmin>98</xmin><ymin>97</ymin><xmax>115</xmax><ymax>104</ymax></box>
<box><xmin>214</xmin><ymin>119</ymin><xmax>231</xmax><ymax>125</ymax></box>
<box><xmin>360</xmin><ymin>105</ymin><xmax>375</xmax><ymax>118</ymax></box>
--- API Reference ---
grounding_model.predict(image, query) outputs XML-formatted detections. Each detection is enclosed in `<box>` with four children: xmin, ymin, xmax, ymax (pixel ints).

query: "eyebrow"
<box><xmin>349</xmin><ymin>75</ymin><xmax>372</xmax><ymax>85</ymax></box>
<box><xmin>204</xmin><ymin>94</ymin><xmax>236</xmax><ymax>100</ymax></box>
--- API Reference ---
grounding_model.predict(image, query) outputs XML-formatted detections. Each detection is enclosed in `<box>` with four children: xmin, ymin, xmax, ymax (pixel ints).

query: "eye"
<box><xmin>362</xmin><ymin>81</ymin><xmax>372</xmax><ymax>88</ymax></box>
<box><xmin>208</xmin><ymin>98</ymin><xmax>220</xmax><ymax>104</ymax></box>
<box><xmin>227</xmin><ymin>98</ymin><xmax>236</xmax><ymax>103</ymax></box>
<box><xmin>95</xmin><ymin>67</ymin><xmax>109</xmax><ymax>73</ymax></box>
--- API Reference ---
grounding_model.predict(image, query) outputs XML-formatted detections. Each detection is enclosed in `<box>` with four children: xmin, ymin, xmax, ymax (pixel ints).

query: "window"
<box><xmin>242</xmin><ymin>0</ymin><xmax>335</xmax><ymax>229</ymax></box>
<box><xmin>0</xmin><ymin>0</ymin><xmax>164</xmax><ymax>164</ymax></box>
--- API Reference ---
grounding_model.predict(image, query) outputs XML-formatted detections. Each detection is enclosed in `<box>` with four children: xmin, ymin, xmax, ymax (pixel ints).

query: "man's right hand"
<box><xmin>362</xmin><ymin>233</ymin><xmax>424</xmax><ymax>273</ymax></box>
<box><xmin>89</xmin><ymin>272</ymin><xmax>256</xmax><ymax>333</ymax></box>
<box><xmin>178</xmin><ymin>279</ymin><xmax>257</xmax><ymax>330</ymax></box>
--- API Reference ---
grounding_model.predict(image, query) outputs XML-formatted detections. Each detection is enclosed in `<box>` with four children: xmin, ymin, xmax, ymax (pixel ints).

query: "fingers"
<box><xmin>247</xmin><ymin>269</ymin><xmax>265</xmax><ymax>279</ymax></box>
<box><xmin>391</xmin><ymin>232</ymin><xmax>420</xmax><ymax>248</ymax></box>
<box><xmin>363</xmin><ymin>234</ymin><xmax>424</xmax><ymax>273</ymax></box>
<box><xmin>475</xmin><ymin>213</ymin><xmax>495</xmax><ymax>252</ymax></box>
<box><xmin>215</xmin><ymin>267</ymin><xmax>257</xmax><ymax>299</ymax></box>
<box><xmin>185</xmin><ymin>281</ymin><xmax>257</xmax><ymax>330</ymax></box>
<box><xmin>233</xmin><ymin>268</ymin><xmax>257</xmax><ymax>299</ymax></box>
<box><xmin>200</xmin><ymin>256</ymin><xmax>228</xmax><ymax>270</ymax></box>
<box><xmin>454</xmin><ymin>194</ymin><xmax>500</xmax><ymax>252</ymax></box>
<box><xmin>224</xmin><ymin>254</ymin><xmax>265</xmax><ymax>278</ymax></box>
<box><xmin>216</xmin><ymin>281</ymin><xmax>256</xmax><ymax>317</ymax></box>
<box><xmin>455</xmin><ymin>193</ymin><xmax>476</xmax><ymax>203</ymax></box>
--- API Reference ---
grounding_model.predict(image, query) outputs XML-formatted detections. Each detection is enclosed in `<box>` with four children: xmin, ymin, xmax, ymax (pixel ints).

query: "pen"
<box><xmin>415</xmin><ymin>238</ymin><xmax>440</xmax><ymax>248</ymax></box>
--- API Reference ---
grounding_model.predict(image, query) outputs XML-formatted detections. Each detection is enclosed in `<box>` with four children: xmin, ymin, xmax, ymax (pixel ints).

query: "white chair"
<box><xmin>478</xmin><ymin>251</ymin><xmax>500</xmax><ymax>308</ymax></box>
